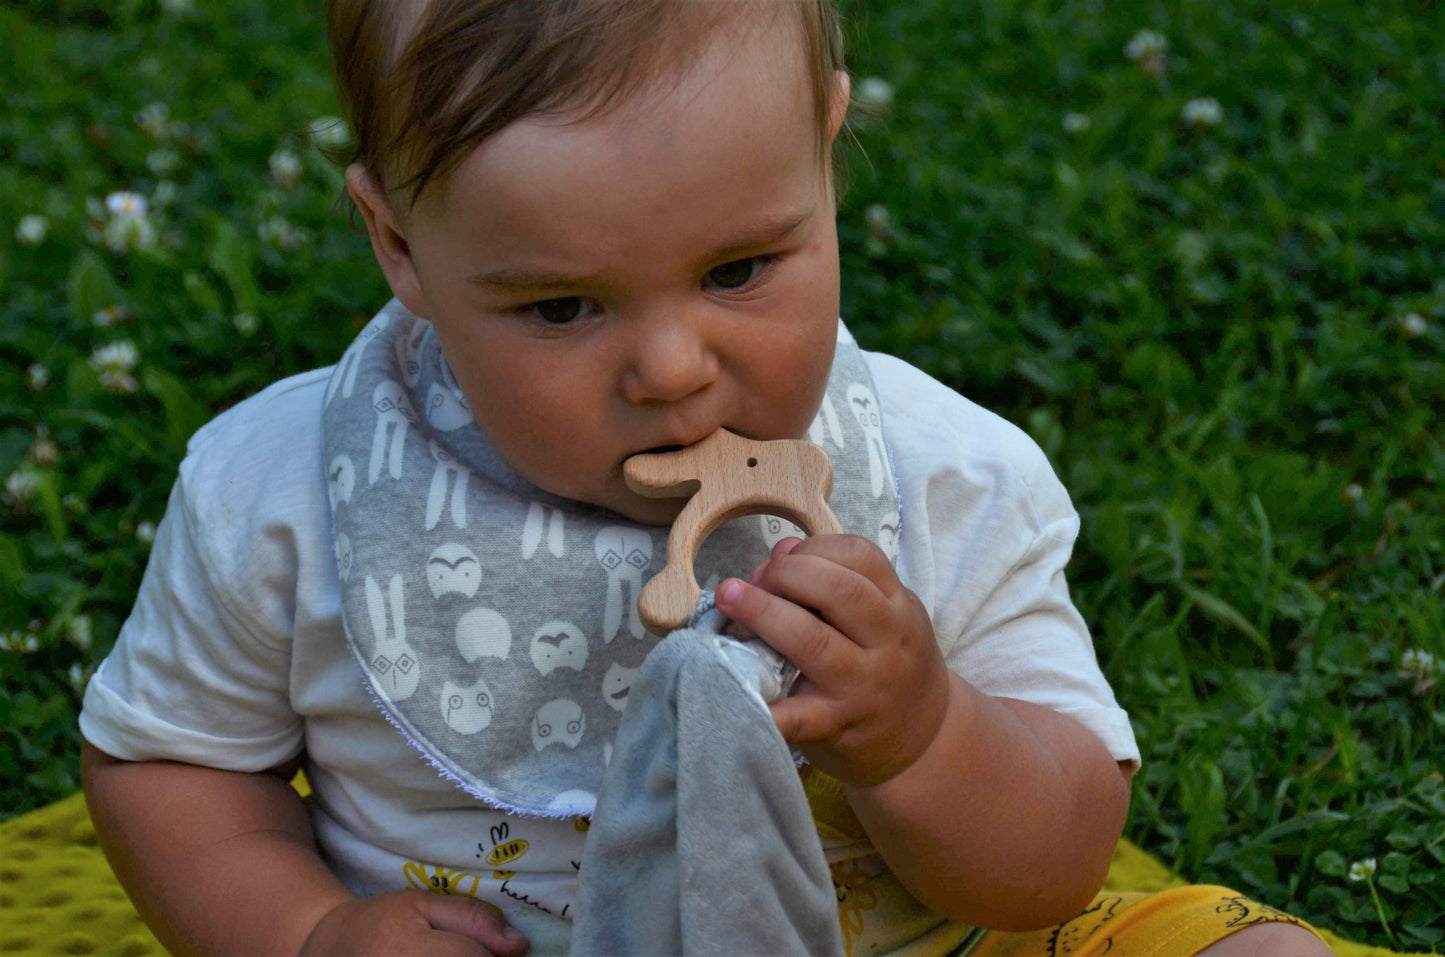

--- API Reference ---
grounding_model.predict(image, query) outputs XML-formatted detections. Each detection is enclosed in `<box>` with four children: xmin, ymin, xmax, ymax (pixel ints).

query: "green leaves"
<box><xmin>66</xmin><ymin>250</ymin><xmax>123</xmax><ymax>326</ymax></box>
<box><xmin>837</xmin><ymin>0</ymin><xmax>1443</xmax><ymax>947</ymax></box>
<box><xmin>142</xmin><ymin>366</ymin><xmax>209</xmax><ymax>452</ymax></box>
<box><xmin>1</xmin><ymin>0</ymin><xmax>385</xmax><ymax>821</ymax></box>
<box><xmin>206</xmin><ymin>218</ymin><xmax>262</xmax><ymax>317</ymax></box>
<box><xmin>2</xmin><ymin>0</ymin><xmax>1441</xmax><ymax>947</ymax></box>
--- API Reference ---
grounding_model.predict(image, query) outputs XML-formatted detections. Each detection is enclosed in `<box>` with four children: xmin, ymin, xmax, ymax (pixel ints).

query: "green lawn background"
<box><xmin>1</xmin><ymin>0</ymin><xmax>1441</xmax><ymax>948</ymax></box>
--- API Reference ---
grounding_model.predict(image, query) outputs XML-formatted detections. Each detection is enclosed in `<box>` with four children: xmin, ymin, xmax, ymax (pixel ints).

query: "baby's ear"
<box><xmin>345</xmin><ymin>164</ymin><xmax>429</xmax><ymax>319</ymax></box>
<box><xmin>828</xmin><ymin>70</ymin><xmax>851</xmax><ymax>142</ymax></box>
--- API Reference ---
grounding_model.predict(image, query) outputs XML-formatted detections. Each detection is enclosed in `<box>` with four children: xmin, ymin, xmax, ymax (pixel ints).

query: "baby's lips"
<box><xmin>631</xmin><ymin>424</ymin><xmax>738</xmax><ymax>459</ymax></box>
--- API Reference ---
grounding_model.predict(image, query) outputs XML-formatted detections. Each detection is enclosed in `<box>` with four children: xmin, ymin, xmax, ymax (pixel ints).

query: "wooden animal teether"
<box><xmin>624</xmin><ymin>428</ymin><xmax>841</xmax><ymax>633</ymax></box>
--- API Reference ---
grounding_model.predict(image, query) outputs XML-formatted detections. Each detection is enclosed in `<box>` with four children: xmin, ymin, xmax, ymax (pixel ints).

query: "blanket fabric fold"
<box><xmin>571</xmin><ymin>600</ymin><xmax>844</xmax><ymax>956</ymax></box>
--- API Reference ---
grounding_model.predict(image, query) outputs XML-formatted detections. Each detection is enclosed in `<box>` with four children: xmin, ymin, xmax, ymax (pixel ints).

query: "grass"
<box><xmin>2</xmin><ymin>0</ymin><xmax>1441</xmax><ymax>949</ymax></box>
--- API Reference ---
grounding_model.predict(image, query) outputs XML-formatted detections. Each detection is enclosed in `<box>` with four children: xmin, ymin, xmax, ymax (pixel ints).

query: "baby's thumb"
<box><xmin>418</xmin><ymin>894</ymin><xmax>530</xmax><ymax>956</ymax></box>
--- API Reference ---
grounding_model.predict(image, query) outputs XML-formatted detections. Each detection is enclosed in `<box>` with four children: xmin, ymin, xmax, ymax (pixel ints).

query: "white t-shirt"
<box><xmin>81</xmin><ymin>349</ymin><xmax>1138</xmax><ymax>952</ymax></box>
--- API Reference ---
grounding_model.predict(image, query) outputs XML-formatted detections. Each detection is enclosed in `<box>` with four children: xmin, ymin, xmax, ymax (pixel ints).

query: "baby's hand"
<box><xmin>715</xmin><ymin>536</ymin><xmax>951</xmax><ymax>787</ymax></box>
<box><xmin>301</xmin><ymin>889</ymin><xmax>530</xmax><ymax>956</ymax></box>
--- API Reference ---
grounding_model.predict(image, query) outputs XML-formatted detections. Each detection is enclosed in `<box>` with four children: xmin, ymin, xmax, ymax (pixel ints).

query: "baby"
<box><xmin>80</xmin><ymin>1</ymin><xmax>1334</xmax><ymax>954</ymax></box>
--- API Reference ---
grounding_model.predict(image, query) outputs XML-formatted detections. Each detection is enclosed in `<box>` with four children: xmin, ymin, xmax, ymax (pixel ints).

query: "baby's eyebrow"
<box><xmin>467</xmin><ymin>207</ymin><xmax>816</xmax><ymax>294</ymax></box>
<box><xmin>468</xmin><ymin>267</ymin><xmax>604</xmax><ymax>293</ymax></box>
<box><xmin>704</xmin><ymin>206</ymin><xmax>815</xmax><ymax>263</ymax></box>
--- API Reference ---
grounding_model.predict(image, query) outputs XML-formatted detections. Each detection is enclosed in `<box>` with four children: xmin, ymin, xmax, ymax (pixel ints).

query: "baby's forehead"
<box><xmin>335</xmin><ymin>0</ymin><xmax>836</xmax><ymax>206</ymax></box>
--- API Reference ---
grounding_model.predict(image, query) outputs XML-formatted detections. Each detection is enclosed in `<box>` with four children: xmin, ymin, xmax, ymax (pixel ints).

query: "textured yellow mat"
<box><xmin>0</xmin><ymin>790</ymin><xmax>1421</xmax><ymax>955</ymax></box>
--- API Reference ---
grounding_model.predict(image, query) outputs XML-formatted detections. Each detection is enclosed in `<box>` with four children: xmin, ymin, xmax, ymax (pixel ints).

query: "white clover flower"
<box><xmin>1124</xmin><ymin>29</ymin><xmax>1169</xmax><ymax>78</ymax></box>
<box><xmin>864</xmin><ymin>203</ymin><xmax>891</xmax><ymax>236</ymax></box>
<box><xmin>100</xmin><ymin>370</ymin><xmax>140</xmax><ymax>394</ymax></box>
<box><xmin>146</xmin><ymin>148</ymin><xmax>182</xmax><ymax>177</ymax></box>
<box><xmin>106</xmin><ymin>191</ymin><xmax>148</xmax><ymax>218</ymax></box>
<box><xmin>1173</xmin><ymin>229</ymin><xmax>1210</xmax><ymax>268</ymax></box>
<box><xmin>258</xmin><ymin>216</ymin><xmax>307</xmax><ymax>251</ymax></box>
<box><xmin>104</xmin><ymin>215</ymin><xmax>157</xmax><ymax>253</ymax></box>
<box><xmin>4</xmin><ymin>467</ymin><xmax>39</xmax><ymax>505</ymax></box>
<box><xmin>135</xmin><ymin>103</ymin><xmax>171</xmax><ymax>141</ymax></box>
<box><xmin>16</xmin><ymin>214</ymin><xmax>49</xmax><ymax>245</ymax></box>
<box><xmin>308</xmin><ymin>115</ymin><xmax>353</xmax><ymax>150</ymax></box>
<box><xmin>8</xmin><ymin>631</ymin><xmax>41</xmax><ymax>654</ymax></box>
<box><xmin>1124</xmin><ymin>28</ymin><xmax>1168</xmax><ymax>61</ymax></box>
<box><xmin>92</xmin><ymin>304</ymin><xmax>128</xmax><ymax>328</ymax></box>
<box><xmin>1348</xmin><ymin>858</ymin><xmax>1377</xmax><ymax>882</ymax></box>
<box><xmin>1342</xmin><ymin>482</ymin><xmax>1364</xmax><ymax>504</ymax></box>
<box><xmin>29</xmin><ymin>433</ymin><xmax>59</xmax><ymax>467</ymax></box>
<box><xmin>1181</xmin><ymin>96</ymin><xmax>1224</xmax><ymax>127</ymax></box>
<box><xmin>269</xmin><ymin>149</ymin><xmax>305</xmax><ymax>190</ymax></box>
<box><xmin>102</xmin><ymin>192</ymin><xmax>158</xmax><ymax>253</ymax></box>
<box><xmin>233</xmin><ymin>312</ymin><xmax>260</xmax><ymax>336</ymax></box>
<box><xmin>136</xmin><ymin>520</ymin><xmax>157</xmax><ymax>544</ymax></box>
<box><xmin>90</xmin><ymin>340</ymin><xmax>140</xmax><ymax>373</ymax></box>
<box><xmin>861</xmin><ymin>204</ymin><xmax>891</xmax><ymax>257</ymax></box>
<box><xmin>1399</xmin><ymin>648</ymin><xmax>1438</xmax><ymax>694</ymax></box>
<box><xmin>66</xmin><ymin>615</ymin><xmax>93</xmax><ymax>653</ymax></box>
<box><xmin>854</xmin><ymin>76</ymin><xmax>895</xmax><ymax>115</ymax></box>
<box><xmin>1062</xmin><ymin>113</ymin><xmax>1092</xmax><ymax>135</ymax></box>
<box><xmin>1400</xmin><ymin>648</ymin><xmax>1436</xmax><ymax>676</ymax></box>
<box><xmin>1394</xmin><ymin>312</ymin><xmax>1427</xmax><ymax>338</ymax></box>
<box><xmin>27</xmin><ymin>363</ymin><xmax>51</xmax><ymax>390</ymax></box>
<box><xmin>90</xmin><ymin>341</ymin><xmax>142</xmax><ymax>394</ymax></box>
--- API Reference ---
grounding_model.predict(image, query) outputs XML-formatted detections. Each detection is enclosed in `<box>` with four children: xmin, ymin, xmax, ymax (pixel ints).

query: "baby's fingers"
<box><xmin>715</xmin><ymin>578</ymin><xmax>857</xmax><ymax>687</ymax></box>
<box><xmin>768</xmin><ymin>686</ymin><xmax>843</xmax><ymax>746</ymax></box>
<box><xmin>418</xmin><ymin>894</ymin><xmax>530</xmax><ymax>957</ymax></box>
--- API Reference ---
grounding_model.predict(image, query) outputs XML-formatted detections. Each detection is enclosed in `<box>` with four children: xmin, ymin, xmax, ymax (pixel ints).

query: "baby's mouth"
<box><xmin>632</xmin><ymin>427</ymin><xmax>752</xmax><ymax>461</ymax></box>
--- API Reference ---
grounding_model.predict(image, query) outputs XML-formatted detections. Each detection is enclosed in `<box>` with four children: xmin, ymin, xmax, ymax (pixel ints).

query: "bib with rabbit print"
<box><xmin>321</xmin><ymin>300</ymin><xmax>900</xmax><ymax>817</ymax></box>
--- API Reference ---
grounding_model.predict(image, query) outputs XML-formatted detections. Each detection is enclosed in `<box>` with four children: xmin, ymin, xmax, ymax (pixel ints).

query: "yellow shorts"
<box><xmin>892</xmin><ymin>885</ymin><xmax>1327</xmax><ymax>957</ymax></box>
<box><xmin>802</xmin><ymin>766</ymin><xmax>1327</xmax><ymax>957</ymax></box>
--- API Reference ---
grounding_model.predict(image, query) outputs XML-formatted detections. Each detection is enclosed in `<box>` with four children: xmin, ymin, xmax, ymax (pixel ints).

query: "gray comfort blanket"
<box><xmin>570</xmin><ymin>597</ymin><xmax>845</xmax><ymax>956</ymax></box>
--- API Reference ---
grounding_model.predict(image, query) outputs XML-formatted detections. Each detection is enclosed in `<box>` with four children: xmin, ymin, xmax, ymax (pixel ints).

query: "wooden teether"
<box><xmin>624</xmin><ymin>428</ymin><xmax>841</xmax><ymax>633</ymax></box>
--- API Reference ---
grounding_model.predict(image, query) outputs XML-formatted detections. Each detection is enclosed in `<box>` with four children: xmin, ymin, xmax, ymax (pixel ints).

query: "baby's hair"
<box><xmin>327</xmin><ymin>0</ymin><xmax>846</xmax><ymax>210</ymax></box>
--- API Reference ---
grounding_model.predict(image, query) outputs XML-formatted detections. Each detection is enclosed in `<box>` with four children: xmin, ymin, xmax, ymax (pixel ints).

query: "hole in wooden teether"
<box><xmin>747</xmin><ymin>457</ymin><xmax>758</xmax><ymax>467</ymax></box>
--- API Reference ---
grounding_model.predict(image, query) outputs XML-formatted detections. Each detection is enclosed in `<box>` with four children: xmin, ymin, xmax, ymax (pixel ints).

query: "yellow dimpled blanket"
<box><xmin>0</xmin><ymin>790</ymin><xmax>1423</xmax><ymax>956</ymax></box>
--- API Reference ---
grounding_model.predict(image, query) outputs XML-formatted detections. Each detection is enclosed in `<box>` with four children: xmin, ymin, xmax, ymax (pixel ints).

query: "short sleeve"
<box><xmin>76</xmin><ymin>370</ymin><xmax>342</xmax><ymax>772</ymax></box>
<box><xmin>932</xmin><ymin>458</ymin><xmax>1139</xmax><ymax>768</ymax></box>
<box><xmin>868</xmin><ymin>351</ymin><xmax>1140</xmax><ymax>768</ymax></box>
<box><xmin>80</xmin><ymin>471</ymin><xmax>303</xmax><ymax>770</ymax></box>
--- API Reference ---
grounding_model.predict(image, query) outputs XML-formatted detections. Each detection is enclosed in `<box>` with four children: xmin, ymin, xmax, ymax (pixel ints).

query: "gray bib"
<box><xmin>322</xmin><ymin>300</ymin><xmax>900</xmax><ymax>817</ymax></box>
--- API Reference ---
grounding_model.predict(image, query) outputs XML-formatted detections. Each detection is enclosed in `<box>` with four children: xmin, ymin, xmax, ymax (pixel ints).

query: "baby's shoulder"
<box><xmin>863</xmin><ymin>350</ymin><xmax>1058</xmax><ymax>494</ymax></box>
<box><xmin>182</xmin><ymin>367</ymin><xmax>331</xmax><ymax>485</ymax></box>
<box><xmin>175</xmin><ymin>368</ymin><xmax>334</xmax><ymax>559</ymax></box>
<box><xmin>186</xmin><ymin>367</ymin><xmax>332</xmax><ymax>458</ymax></box>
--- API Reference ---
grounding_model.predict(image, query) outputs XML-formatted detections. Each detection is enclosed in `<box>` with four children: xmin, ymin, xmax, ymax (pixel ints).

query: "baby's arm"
<box><xmin>82</xmin><ymin>743</ymin><xmax>529</xmax><ymax>956</ymax></box>
<box><xmin>716</xmin><ymin>535</ymin><xmax>1130</xmax><ymax>931</ymax></box>
<box><xmin>844</xmin><ymin>677</ymin><xmax>1132</xmax><ymax>929</ymax></box>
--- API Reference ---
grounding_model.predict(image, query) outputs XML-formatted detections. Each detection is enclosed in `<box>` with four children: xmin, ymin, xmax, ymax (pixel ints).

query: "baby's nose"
<box><xmin>621</xmin><ymin>318</ymin><xmax>719</xmax><ymax>404</ymax></box>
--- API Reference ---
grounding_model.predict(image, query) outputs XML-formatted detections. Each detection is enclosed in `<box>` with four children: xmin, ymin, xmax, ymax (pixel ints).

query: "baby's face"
<box><xmin>365</xmin><ymin>23</ymin><xmax>846</xmax><ymax>525</ymax></box>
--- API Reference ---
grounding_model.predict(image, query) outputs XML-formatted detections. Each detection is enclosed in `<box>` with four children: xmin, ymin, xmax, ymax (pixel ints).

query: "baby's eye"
<box><xmin>529</xmin><ymin>297</ymin><xmax>591</xmax><ymax>325</ymax></box>
<box><xmin>706</xmin><ymin>256</ymin><xmax>771</xmax><ymax>290</ymax></box>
